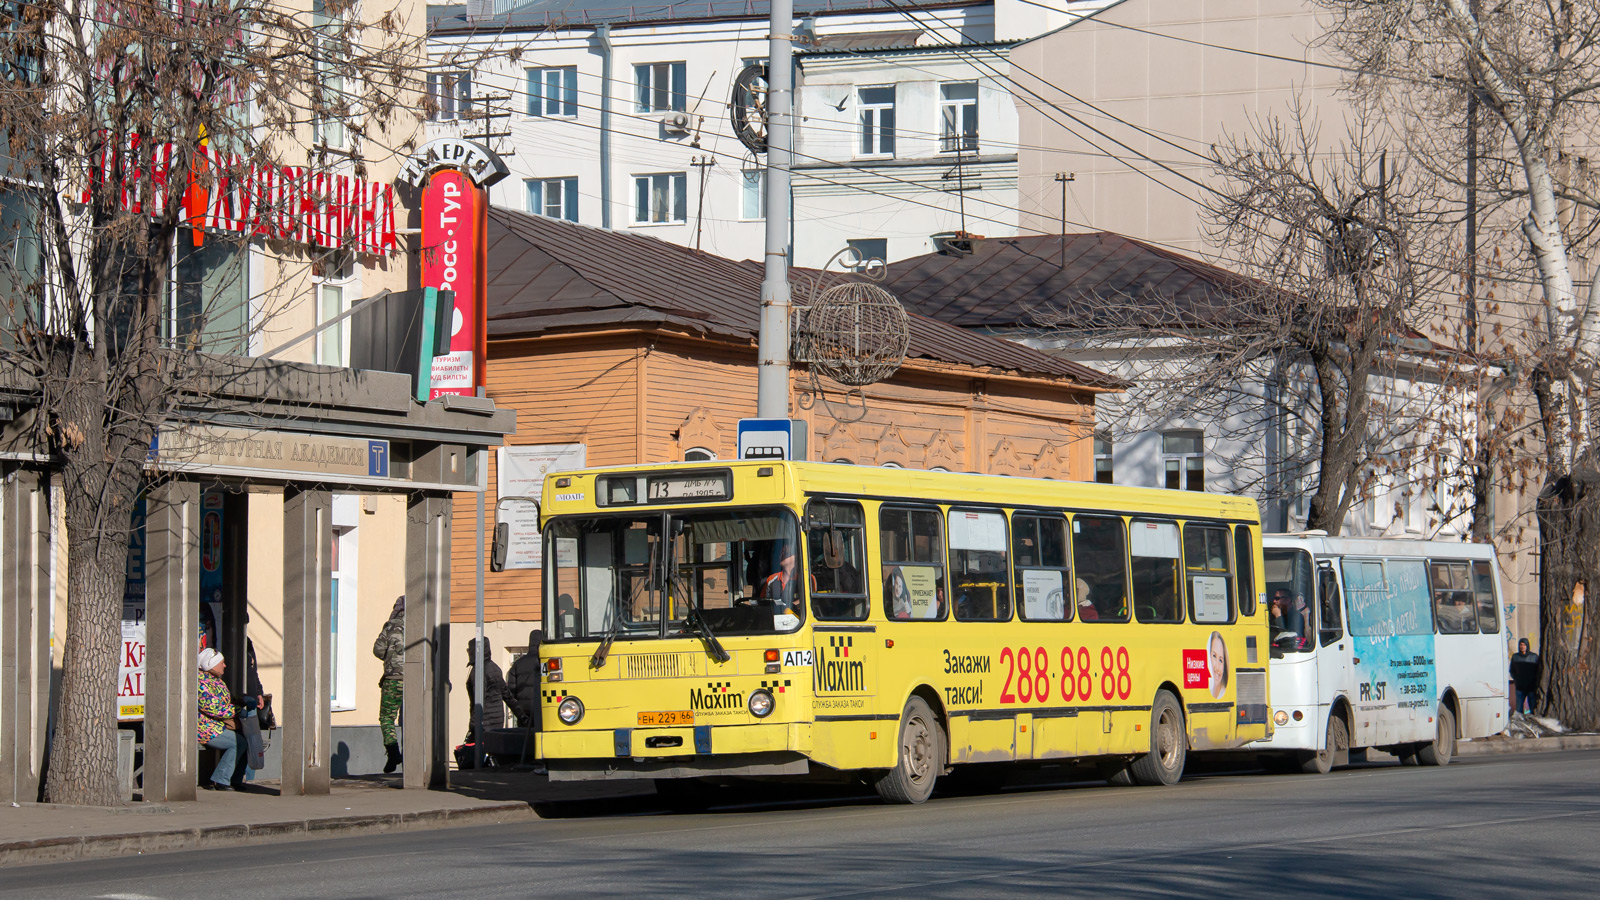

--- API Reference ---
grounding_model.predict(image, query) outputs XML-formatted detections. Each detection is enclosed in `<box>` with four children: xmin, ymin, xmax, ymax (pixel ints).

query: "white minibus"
<box><xmin>1251</xmin><ymin>534</ymin><xmax>1510</xmax><ymax>772</ymax></box>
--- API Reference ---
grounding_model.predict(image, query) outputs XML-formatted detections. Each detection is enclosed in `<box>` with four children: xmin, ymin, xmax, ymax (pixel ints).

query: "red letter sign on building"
<box><xmin>422</xmin><ymin>169</ymin><xmax>488</xmax><ymax>398</ymax></box>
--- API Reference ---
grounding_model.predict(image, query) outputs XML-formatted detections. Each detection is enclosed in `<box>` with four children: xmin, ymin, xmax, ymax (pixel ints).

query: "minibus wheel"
<box><xmin>1300</xmin><ymin>713</ymin><xmax>1349</xmax><ymax>775</ymax></box>
<box><xmin>874</xmin><ymin>696</ymin><xmax>943</xmax><ymax>804</ymax></box>
<box><xmin>1129</xmin><ymin>690</ymin><xmax>1186</xmax><ymax>786</ymax></box>
<box><xmin>1417</xmin><ymin>705</ymin><xmax>1456</xmax><ymax>767</ymax></box>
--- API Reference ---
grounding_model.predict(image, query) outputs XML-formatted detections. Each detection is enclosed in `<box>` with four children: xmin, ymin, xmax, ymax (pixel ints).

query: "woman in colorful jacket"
<box><xmin>198</xmin><ymin>648</ymin><xmax>239</xmax><ymax>791</ymax></box>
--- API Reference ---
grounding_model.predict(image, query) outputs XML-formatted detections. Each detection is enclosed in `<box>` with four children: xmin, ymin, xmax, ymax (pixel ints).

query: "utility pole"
<box><xmin>756</xmin><ymin>0</ymin><xmax>794</xmax><ymax>419</ymax></box>
<box><xmin>1054</xmin><ymin>172</ymin><xmax>1074</xmax><ymax>266</ymax></box>
<box><xmin>692</xmin><ymin>156</ymin><xmax>716</xmax><ymax>251</ymax></box>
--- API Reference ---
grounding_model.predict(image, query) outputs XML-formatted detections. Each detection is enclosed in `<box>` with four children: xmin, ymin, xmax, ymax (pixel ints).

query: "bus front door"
<box><xmin>1315</xmin><ymin>562</ymin><xmax>1355</xmax><ymax>747</ymax></box>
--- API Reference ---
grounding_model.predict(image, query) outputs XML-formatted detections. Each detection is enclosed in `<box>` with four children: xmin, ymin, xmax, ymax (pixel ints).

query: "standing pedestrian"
<box><xmin>506</xmin><ymin>629</ymin><xmax>544</xmax><ymax>731</ymax></box>
<box><xmin>197</xmin><ymin>648</ymin><xmax>239</xmax><ymax>791</ymax></box>
<box><xmin>230</xmin><ymin>621</ymin><xmax>267</xmax><ymax>791</ymax></box>
<box><xmin>464</xmin><ymin>637</ymin><xmax>513</xmax><ymax>744</ymax></box>
<box><xmin>1510</xmin><ymin>638</ymin><xmax>1541</xmax><ymax>714</ymax></box>
<box><xmin>373</xmin><ymin>596</ymin><xmax>406</xmax><ymax>773</ymax></box>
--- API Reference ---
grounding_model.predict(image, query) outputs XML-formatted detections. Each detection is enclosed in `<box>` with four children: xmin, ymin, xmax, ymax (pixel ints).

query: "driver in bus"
<box><xmin>1269</xmin><ymin>590</ymin><xmax>1307</xmax><ymax>649</ymax></box>
<box><xmin>761</xmin><ymin>541</ymin><xmax>801</xmax><ymax>612</ymax></box>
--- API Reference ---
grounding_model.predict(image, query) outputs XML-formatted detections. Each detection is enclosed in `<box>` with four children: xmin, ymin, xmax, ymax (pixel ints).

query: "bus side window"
<box><xmin>881</xmin><ymin>506</ymin><xmax>946</xmax><ymax>620</ymax></box>
<box><xmin>1071</xmin><ymin>514</ymin><xmax>1129</xmax><ymax>622</ymax></box>
<box><xmin>807</xmin><ymin>500</ymin><xmax>868</xmax><ymax>621</ymax></box>
<box><xmin>1429</xmin><ymin>561</ymin><xmax>1478</xmax><ymax>634</ymax></box>
<box><xmin>950</xmin><ymin>509</ymin><xmax>1011</xmax><ymax>621</ymax></box>
<box><xmin>1317</xmin><ymin>565</ymin><xmax>1343</xmax><ymax>646</ymax></box>
<box><xmin>1015</xmin><ymin>514</ymin><xmax>1071</xmax><ymax>621</ymax></box>
<box><xmin>1183</xmin><ymin>523</ymin><xmax>1233</xmax><ymax>624</ymax></box>
<box><xmin>1472</xmin><ymin>560</ymin><xmax>1500</xmax><ymax>633</ymax></box>
<box><xmin>1234</xmin><ymin>525</ymin><xmax>1255</xmax><ymax>616</ymax></box>
<box><xmin>1130</xmin><ymin>520</ymin><xmax>1183</xmax><ymax>624</ymax></box>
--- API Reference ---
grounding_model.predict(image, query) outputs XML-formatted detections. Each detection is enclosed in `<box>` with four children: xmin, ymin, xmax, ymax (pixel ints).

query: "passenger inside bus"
<box><xmin>759</xmin><ymin>541</ymin><xmax>801</xmax><ymax>612</ymax></box>
<box><xmin>1075</xmin><ymin>578</ymin><xmax>1099</xmax><ymax>621</ymax></box>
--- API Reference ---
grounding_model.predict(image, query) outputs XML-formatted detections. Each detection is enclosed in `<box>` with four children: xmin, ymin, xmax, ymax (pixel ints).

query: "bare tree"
<box><xmin>1315</xmin><ymin>0</ymin><xmax>1600</xmax><ymax>728</ymax></box>
<box><xmin>1039</xmin><ymin>106</ymin><xmax>1463</xmax><ymax>535</ymax></box>
<box><xmin>0</xmin><ymin>0</ymin><xmax>434</xmax><ymax>805</ymax></box>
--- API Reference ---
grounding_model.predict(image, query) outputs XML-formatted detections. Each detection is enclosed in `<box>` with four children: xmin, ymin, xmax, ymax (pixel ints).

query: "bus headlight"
<box><xmin>1274</xmin><ymin>710</ymin><xmax>1289</xmax><ymax>726</ymax></box>
<box><xmin>748</xmin><ymin>689</ymin><xmax>775</xmax><ymax>718</ymax></box>
<box><xmin>557</xmin><ymin>696</ymin><xmax>585</xmax><ymax>725</ymax></box>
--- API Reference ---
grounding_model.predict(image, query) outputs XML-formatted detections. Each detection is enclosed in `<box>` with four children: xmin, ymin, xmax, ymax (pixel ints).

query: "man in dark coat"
<box><xmin>505</xmin><ymin>629</ymin><xmax>544</xmax><ymax>732</ymax></box>
<box><xmin>1510</xmin><ymin>638</ymin><xmax>1541</xmax><ymax>714</ymax></box>
<box><xmin>465</xmin><ymin>637</ymin><xmax>514</xmax><ymax>742</ymax></box>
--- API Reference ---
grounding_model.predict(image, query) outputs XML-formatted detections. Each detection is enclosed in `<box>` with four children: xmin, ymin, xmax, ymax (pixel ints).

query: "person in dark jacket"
<box><xmin>1510</xmin><ymin>638</ymin><xmax>1541</xmax><ymax>714</ymax></box>
<box><xmin>465</xmin><ymin>637</ymin><xmax>514</xmax><ymax>742</ymax></box>
<box><xmin>373</xmin><ymin>596</ymin><xmax>406</xmax><ymax>772</ymax></box>
<box><xmin>506</xmin><ymin>629</ymin><xmax>544</xmax><ymax>732</ymax></box>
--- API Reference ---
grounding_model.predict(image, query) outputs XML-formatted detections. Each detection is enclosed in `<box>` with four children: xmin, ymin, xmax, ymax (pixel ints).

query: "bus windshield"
<box><xmin>544</xmin><ymin>506</ymin><xmax>804</xmax><ymax>640</ymax></box>
<box><xmin>1262</xmin><ymin>548</ymin><xmax>1315</xmax><ymax>652</ymax></box>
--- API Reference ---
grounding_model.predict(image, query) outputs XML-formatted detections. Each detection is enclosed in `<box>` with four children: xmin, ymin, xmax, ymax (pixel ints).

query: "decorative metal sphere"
<box><xmin>796</xmin><ymin>281</ymin><xmax>910</xmax><ymax>387</ymax></box>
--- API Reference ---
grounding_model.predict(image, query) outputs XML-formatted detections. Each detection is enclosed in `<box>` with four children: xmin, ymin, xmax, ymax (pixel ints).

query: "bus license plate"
<box><xmin>638</xmin><ymin>710</ymin><xmax>694</xmax><ymax>726</ymax></box>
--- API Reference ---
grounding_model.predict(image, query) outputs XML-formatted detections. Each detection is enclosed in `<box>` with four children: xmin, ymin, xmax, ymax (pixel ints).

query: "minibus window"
<box><xmin>1071</xmin><ymin>514</ymin><xmax>1129</xmax><ymax>622</ymax></box>
<box><xmin>1015</xmin><ymin>514</ymin><xmax>1071</xmax><ymax>621</ymax></box>
<box><xmin>1472</xmin><ymin>561</ymin><xmax>1500</xmax><ymax>633</ymax></box>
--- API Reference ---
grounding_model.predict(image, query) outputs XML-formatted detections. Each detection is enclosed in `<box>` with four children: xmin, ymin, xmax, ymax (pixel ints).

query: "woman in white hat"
<box><xmin>197</xmin><ymin>648</ymin><xmax>239</xmax><ymax>791</ymax></box>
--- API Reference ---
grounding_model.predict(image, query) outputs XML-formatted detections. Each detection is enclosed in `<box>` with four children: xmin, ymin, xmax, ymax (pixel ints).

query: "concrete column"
<box><xmin>403</xmin><ymin>494</ymin><xmax>451</xmax><ymax>790</ymax></box>
<box><xmin>1</xmin><ymin>469</ymin><xmax>52</xmax><ymax>804</ymax></box>
<box><xmin>144</xmin><ymin>480</ymin><xmax>201</xmax><ymax>803</ymax></box>
<box><xmin>282</xmin><ymin>487</ymin><xmax>332</xmax><ymax>796</ymax></box>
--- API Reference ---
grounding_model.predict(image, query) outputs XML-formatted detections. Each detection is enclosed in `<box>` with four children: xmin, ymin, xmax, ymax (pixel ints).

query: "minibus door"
<box><xmin>1315</xmin><ymin>562</ymin><xmax>1356</xmax><ymax>744</ymax></box>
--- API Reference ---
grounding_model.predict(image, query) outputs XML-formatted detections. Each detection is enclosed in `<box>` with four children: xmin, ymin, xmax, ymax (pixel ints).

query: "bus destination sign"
<box><xmin>648</xmin><ymin>474</ymin><xmax>729</xmax><ymax>501</ymax></box>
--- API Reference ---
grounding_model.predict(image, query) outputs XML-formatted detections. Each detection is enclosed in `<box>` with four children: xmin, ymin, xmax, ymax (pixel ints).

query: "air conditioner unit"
<box><xmin>662</xmin><ymin>111</ymin><xmax>693</xmax><ymax>135</ymax></box>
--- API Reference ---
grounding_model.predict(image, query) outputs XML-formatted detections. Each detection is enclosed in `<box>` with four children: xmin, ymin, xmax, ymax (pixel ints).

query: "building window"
<box><xmin>846</xmin><ymin>238</ymin><xmax>887</xmax><ymax>268</ymax></box>
<box><xmin>426</xmin><ymin>70</ymin><xmax>472</xmax><ymax>122</ymax></box>
<box><xmin>1162</xmin><ymin>430</ymin><xmax>1204</xmax><ymax>491</ymax></box>
<box><xmin>528</xmin><ymin>66</ymin><xmax>578</xmax><ymax>117</ymax></box>
<box><xmin>0</xmin><ymin>188</ymin><xmax>42</xmax><ymax>350</ymax></box>
<box><xmin>330</xmin><ymin>523</ymin><xmax>358</xmax><ymax>711</ymax></box>
<box><xmin>858</xmin><ymin>85</ymin><xmax>896</xmax><ymax>157</ymax></box>
<box><xmin>742</xmin><ymin>169</ymin><xmax>765</xmax><ymax>220</ymax></box>
<box><xmin>634</xmin><ymin>173</ymin><xmax>687</xmax><ymax>224</ymax></box>
<box><xmin>173</xmin><ymin>231</ymin><xmax>249</xmax><ymax>356</ymax></box>
<box><xmin>684</xmin><ymin>447</ymin><xmax>716</xmax><ymax>462</ymax></box>
<box><xmin>1094</xmin><ymin>431</ymin><xmax>1114</xmax><ymax>484</ymax></box>
<box><xmin>939</xmin><ymin>81</ymin><xmax>978</xmax><ymax>152</ymax></box>
<box><xmin>635</xmin><ymin>61</ymin><xmax>686</xmax><ymax>113</ymax></box>
<box><xmin>526</xmin><ymin>177</ymin><xmax>579</xmax><ymax>222</ymax></box>
<box><xmin>312</xmin><ymin>1</ymin><xmax>348</xmax><ymax>149</ymax></box>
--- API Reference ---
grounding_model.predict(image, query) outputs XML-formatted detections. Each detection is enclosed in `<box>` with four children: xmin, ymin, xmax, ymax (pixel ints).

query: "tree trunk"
<box><xmin>41</xmin><ymin>382</ymin><xmax>142</xmax><ymax>806</ymax></box>
<box><xmin>1534</xmin><ymin>456</ymin><xmax>1600</xmax><ymax>732</ymax></box>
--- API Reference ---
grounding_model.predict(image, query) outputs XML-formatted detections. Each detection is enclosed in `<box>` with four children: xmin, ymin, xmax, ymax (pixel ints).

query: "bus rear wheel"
<box><xmin>1417</xmin><ymin>705</ymin><xmax>1456</xmax><ymax>767</ymax></box>
<box><xmin>1300</xmin><ymin>713</ymin><xmax>1350</xmax><ymax>775</ymax></box>
<box><xmin>874</xmin><ymin>696</ymin><xmax>943</xmax><ymax>804</ymax></box>
<box><xmin>1129</xmin><ymin>690</ymin><xmax>1187</xmax><ymax>786</ymax></box>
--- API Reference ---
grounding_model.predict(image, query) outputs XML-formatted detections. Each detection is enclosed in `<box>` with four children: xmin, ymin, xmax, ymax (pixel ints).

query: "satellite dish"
<box><xmin>730</xmin><ymin>64</ymin><xmax>769</xmax><ymax>154</ymax></box>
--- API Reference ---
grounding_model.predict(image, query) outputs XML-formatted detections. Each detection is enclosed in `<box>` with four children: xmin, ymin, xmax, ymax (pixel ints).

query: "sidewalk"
<box><xmin>1458</xmin><ymin>733</ymin><xmax>1600</xmax><ymax>756</ymax></box>
<box><xmin>0</xmin><ymin>776</ymin><xmax>540</xmax><ymax>867</ymax></box>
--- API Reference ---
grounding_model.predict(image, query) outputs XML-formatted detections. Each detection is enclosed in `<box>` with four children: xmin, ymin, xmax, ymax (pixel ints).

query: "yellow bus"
<box><xmin>536</xmin><ymin>460</ymin><xmax>1271</xmax><ymax>804</ymax></box>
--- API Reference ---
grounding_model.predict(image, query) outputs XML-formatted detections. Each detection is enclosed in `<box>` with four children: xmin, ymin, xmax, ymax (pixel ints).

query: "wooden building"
<box><xmin>445</xmin><ymin>209</ymin><xmax>1121</xmax><ymax>730</ymax></box>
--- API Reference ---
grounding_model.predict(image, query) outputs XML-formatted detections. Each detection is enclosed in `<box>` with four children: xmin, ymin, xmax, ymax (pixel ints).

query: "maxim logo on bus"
<box><xmin>691</xmin><ymin>681</ymin><xmax>744</xmax><ymax>711</ymax></box>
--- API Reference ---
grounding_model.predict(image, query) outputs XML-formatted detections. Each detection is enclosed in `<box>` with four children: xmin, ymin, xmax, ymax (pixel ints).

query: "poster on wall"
<box><xmin>497</xmin><ymin>443</ymin><xmax>587</xmax><ymax>570</ymax></box>
<box><xmin>119</xmin><ymin>496</ymin><xmax>148</xmax><ymax>721</ymax></box>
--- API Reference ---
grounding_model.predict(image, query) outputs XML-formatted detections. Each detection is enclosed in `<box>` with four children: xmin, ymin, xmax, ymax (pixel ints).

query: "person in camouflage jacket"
<box><xmin>373</xmin><ymin>596</ymin><xmax>405</xmax><ymax>772</ymax></box>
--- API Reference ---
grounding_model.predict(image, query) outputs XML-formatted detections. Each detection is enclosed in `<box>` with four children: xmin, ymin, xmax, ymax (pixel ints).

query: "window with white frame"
<box><xmin>528</xmin><ymin>66</ymin><xmax>578</xmax><ymax>117</ymax></box>
<box><xmin>1094</xmin><ymin>430</ymin><xmax>1114</xmax><ymax>484</ymax></box>
<box><xmin>315</xmin><ymin>256</ymin><xmax>354</xmax><ymax>367</ymax></box>
<box><xmin>741</xmin><ymin>169</ymin><xmax>765</xmax><ymax>220</ymax></box>
<box><xmin>846</xmin><ymin>238</ymin><xmax>886</xmax><ymax>269</ymax></box>
<box><xmin>311</xmin><ymin>1</ymin><xmax>348</xmax><ymax>149</ymax></box>
<box><xmin>858</xmin><ymin>86</ymin><xmax>896</xmax><ymax>156</ymax></box>
<box><xmin>426</xmin><ymin>70</ymin><xmax>472</xmax><ymax>122</ymax></box>
<box><xmin>939</xmin><ymin>81</ymin><xmax>978</xmax><ymax>152</ymax></box>
<box><xmin>526</xmin><ymin>177</ymin><xmax>579</xmax><ymax>221</ymax></box>
<box><xmin>635</xmin><ymin>61</ymin><xmax>686</xmax><ymax>112</ymax></box>
<box><xmin>1162</xmin><ymin>430</ymin><xmax>1205</xmax><ymax>491</ymax></box>
<box><xmin>634</xmin><ymin>173</ymin><xmax>687</xmax><ymax>224</ymax></box>
<box><xmin>684</xmin><ymin>447</ymin><xmax>717</xmax><ymax>462</ymax></box>
<box><xmin>330</xmin><ymin>524</ymin><xmax>356</xmax><ymax>710</ymax></box>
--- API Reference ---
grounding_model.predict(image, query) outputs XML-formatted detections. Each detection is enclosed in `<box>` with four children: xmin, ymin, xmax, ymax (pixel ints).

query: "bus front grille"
<box><xmin>626</xmin><ymin>653</ymin><xmax>700</xmax><ymax>679</ymax></box>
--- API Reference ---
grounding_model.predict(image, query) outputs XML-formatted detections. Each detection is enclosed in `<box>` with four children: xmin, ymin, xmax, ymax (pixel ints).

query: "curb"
<box><xmin>0</xmin><ymin>801</ymin><xmax>535</xmax><ymax>867</ymax></box>
<box><xmin>1457</xmin><ymin>734</ymin><xmax>1600</xmax><ymax>757</ymax></box>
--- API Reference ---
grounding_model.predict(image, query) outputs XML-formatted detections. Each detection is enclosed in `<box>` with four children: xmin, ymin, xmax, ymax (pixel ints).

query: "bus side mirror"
<box><xmin>824</xmin><ymin>528</ymin><xmax>845</xmax><ymax>569</ymax></box>
<box><xmin>491</xmin><ymin>522</ymin><xmax>510</xmax><ymax>572</ymax></box>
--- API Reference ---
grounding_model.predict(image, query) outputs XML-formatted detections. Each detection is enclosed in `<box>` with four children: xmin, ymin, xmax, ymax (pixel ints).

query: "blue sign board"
<box><xmin>737</xmin><ymin>418</ymin><xmax>808</xmax><ymax>461</ymax></box>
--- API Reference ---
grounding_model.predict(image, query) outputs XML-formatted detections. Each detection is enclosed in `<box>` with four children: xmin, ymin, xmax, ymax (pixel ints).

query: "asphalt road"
<box><xmin>9</xmin><ymin>751</ymin><xmax>1599</xmax><ymax>899</ymax></box>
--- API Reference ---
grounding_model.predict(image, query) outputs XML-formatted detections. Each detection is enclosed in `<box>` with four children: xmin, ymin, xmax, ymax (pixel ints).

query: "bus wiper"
<box><xmin>589</xmin><ymin>609</ymin><xmax>621</xmax><ymax>669</ymax></box>
<box><xmin>683</xmin><ymin>609</ymin><xmax>730</xmax><ymax>664</ymax></box>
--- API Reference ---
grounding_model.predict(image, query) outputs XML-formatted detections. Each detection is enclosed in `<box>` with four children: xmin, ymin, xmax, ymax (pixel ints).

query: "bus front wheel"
<box><xmin>1417</xmin><ymin>705</ymin><xmax>1456</xmax><ymax>767</ymax></box>
<box><xmin>1129</xmin><ymin>690</ymin><xmax>1187</xmax><ymax>786</ymax></box>
<box><xmin>874</xmin><ymin>696</ymin><xmax>944</xmax><ymax>804</ymax></box>
<box><xmin>1300</xmin><ymin>713</ymin><xmax>1350</xmax><ymax>775</ymax></box>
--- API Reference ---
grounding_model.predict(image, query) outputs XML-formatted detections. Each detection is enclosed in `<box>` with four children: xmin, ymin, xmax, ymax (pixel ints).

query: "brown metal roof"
<box><xmin>880</xmin><ymin>233</ymin><xmax>1266</xmax><ymax>330</ymax></box>
<box><xmin>484</xmin><ymin>208</ymin><xmax>1121</xmax><ymax>388</ymax></box>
